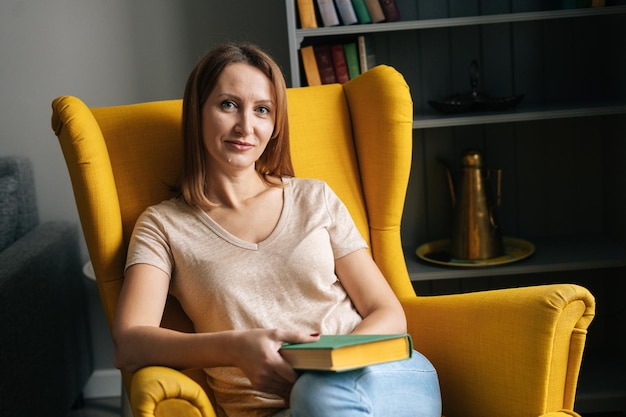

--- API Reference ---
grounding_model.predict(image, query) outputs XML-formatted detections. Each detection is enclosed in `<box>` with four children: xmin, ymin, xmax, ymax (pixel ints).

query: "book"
<box><xmin>313</xmin><ymin>44</ymin><xmax>338</xmax><ymax>84</ymax></box>
<box><xmin>316</xmin><ymin>0</ymin><xmax>340</xmax><ymax>26</ymax></box>
<box><xmin>357</xmin><ymin>35</ymin><xmax>377</xmax><ymax>73</ymax></box>
<box><xmin>363</xmin><ymin>0</ymin><xmax>385</xmax><ymax>23</ymax></box>
<box><xmin>351</xmin><ymin>0</ymin><xmax>372</xmax><ymax>24</ymax></box>
<box><xmin>343</xmin><ymin>42</ymin><xmax>361</xmax><ymax>79</ymax></box>
<box><xmin>297</xmin><ymin>0</ymin><xmax>318</xmax><ymax>28</ymax></box>
<box><xmin>331</xmin><ymin>44</ymin><xmax>350</xmax><ymax>84</ymax></box>
<box><xmin>334</xmin><ymin>0</ymin><xmax>359</xmax><ymax>25</ymax></box>
<box><xmin>300</xmin><ymin>45</ymin><xmax>322</xmax><ymax>86</ymax></box>
<box><xmin>280</xmin><ymin>334</ymin><xmax>413</xmax><ymax>372</ymax></box>
<box><xmin>379</xmin><ymin>0</ymin><xmax>401</xmax><ymax>22</ymax></box>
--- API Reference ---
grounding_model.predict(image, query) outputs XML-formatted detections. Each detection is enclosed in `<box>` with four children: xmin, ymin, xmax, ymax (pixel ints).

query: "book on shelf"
<box><xmin>297</xmin><ymin>0</ymin><xmax>318</xmax><ymax>28</ymax></box>
<box><xmin>357</xmin><ymin>35</ymin><xmax>377</xmax><ymax>73</ymax></box>
<box><xmin>363</xmin><ymin>0</ymin><xmax>385</xmax><ymax>23</ymax></box>
<box><xmin>343</xmin><ymin>42</ymin><xmax>361</xmax><ymax>80</ymax></box>
<box><xmin>334</xmin><ymin>0</ymin><xmax>358</xmax><ymax>25</ymax></box>
<box><xmin>300</xmin><ymin>45</ymin><xmax>322</xmax><ymax>86</ymax></box>
<box><xmin>331</xmin><ymin>44</ymin><xmax>350</xmax><ymax>84</ymax></box>
<box><xmin>316</xmin><ymin>0</ymin><xmax>340</xmax><ymax>26</ymax></box>
<box><xmin>351</xmin><ymin>0</ymin><xmax>372</xmax><ymax>24</ymax></box>
<box><xmin>279</xmin><ymin>334</ymin><xmax>413</xmax><ymax>372</ymax></box>
<box><xmin>313</xmin><ymin>44</ymin><xmax>338</xmax><ymax>84</ymax></box>
<box><xmin>379</xmin><ymin>0</ymin><xmax>401</xmax><ymax>22</ymax></box>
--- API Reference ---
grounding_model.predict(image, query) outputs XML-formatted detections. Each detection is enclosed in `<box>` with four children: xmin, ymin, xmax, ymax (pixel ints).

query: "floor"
<box><xmin>67</xmin><ymin>397</ymin><xmax>122</xmax><ymax>417</ymax></box>
<box><xmin>584</xmin><ymin>414</ymin><xmax>626</xmax><ymax>417</ymax></box>
<box><xmin>67</xmin><ymin>398</ymin><xmax>624</xmax><ymax>417</ymax></box>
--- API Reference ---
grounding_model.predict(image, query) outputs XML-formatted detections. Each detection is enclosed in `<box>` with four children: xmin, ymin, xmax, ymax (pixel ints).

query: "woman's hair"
<box><xmin>180</xmin><ymin>42</ymin><xmax>293</xmax><ymax>209</ymax></box>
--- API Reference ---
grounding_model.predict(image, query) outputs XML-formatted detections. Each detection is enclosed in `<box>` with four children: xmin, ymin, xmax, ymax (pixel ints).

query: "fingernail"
<box><xmin>310</xmin><ymin>333</ymin><xmax>320</xmax><ymax>337</ymax></box>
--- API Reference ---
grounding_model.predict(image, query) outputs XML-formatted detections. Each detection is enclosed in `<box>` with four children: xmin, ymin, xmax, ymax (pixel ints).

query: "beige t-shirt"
<box><xmin>126</xmin><ymin>177</ymin><xmax>367</xmax><ymax>416</ymax></box>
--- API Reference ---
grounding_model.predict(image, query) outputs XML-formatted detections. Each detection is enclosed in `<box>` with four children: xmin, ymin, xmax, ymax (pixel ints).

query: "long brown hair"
<box><xmin>180</xmin><ymin>42</ymin><xmax>293</xmax><ymax>209</ymax></box>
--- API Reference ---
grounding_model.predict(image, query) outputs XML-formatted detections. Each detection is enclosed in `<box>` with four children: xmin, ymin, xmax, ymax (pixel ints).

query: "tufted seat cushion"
<box><xmin>0</xmin><ymin>174</ymin><xmax>19</xmax><ymax>252</ymax></box>
<box><xmin>0</xmin><ymin>156</ymin><xmax>39</xmax><ymax>253</ymax></box>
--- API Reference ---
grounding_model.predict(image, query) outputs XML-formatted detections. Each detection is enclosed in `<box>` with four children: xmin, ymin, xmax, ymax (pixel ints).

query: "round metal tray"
<box><xmin>416</xmin><ymin>236</ymin><xmax>535</xmax><ymax>267</ymax></box>
<box><xmin>429</xmin><ymin>93</ymin><xmax>524</xmax><ymax>114</ymax></box>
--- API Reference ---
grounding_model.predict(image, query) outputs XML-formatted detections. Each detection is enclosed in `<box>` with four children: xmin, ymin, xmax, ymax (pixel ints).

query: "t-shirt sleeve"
<box><xmin>125</xmin><ymin>205</ymin><xmax>174</xmax><ymax>276</ymax></box>
<box><xmin>322</xmin><ymin>182</ymin><xmax>368</xmax><ymax>259</ymax></box>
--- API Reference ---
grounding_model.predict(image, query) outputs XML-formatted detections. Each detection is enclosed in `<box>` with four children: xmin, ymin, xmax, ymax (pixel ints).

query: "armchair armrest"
<box><xmin>130</xmin><ymin>366</ymin><xmax>217</xmax><ymax>417</ymax></box>
<box><xmin>0</xmin><ymin>221</ymin><xmax>92</xmax><ymax>415</ymax></box>
<box><xmin>402</xmin><ymin>284</ymin><xmax>595</xmax><ymax>417</ymax></box>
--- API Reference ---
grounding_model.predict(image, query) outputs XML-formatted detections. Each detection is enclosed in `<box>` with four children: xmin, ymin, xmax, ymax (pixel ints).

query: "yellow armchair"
<box><xmin>51</xmin><ymin>65</ymin><xmax>594</xmax><ymax>417</ymax></box>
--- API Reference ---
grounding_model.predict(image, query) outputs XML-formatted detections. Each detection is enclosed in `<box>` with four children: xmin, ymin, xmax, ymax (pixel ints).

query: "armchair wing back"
<box><xmin>51</xmin><ymin>65</ymin><xmax>595</xmax><ymax>417</ymax></box>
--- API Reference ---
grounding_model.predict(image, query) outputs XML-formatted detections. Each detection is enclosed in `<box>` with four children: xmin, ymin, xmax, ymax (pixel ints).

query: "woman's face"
<box><xmin>201</xmin><ymin>62</ymin><xmax>276</xmax><ymax>174</ymax></box>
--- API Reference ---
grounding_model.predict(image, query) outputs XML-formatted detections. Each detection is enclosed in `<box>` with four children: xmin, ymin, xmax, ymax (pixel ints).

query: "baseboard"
<box><xmin>83</xmin><ymin>368</ymin><xmax>122</xmax><ymax>399</ymax></box>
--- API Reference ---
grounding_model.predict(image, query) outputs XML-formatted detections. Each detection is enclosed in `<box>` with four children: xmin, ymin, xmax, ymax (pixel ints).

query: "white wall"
<box><xmin>0</xmin><ymin>0</ymin><xmax>289</xmax><ymax>249</ymax></box>
<box><xmin>0</xmin><ymin>0</ymin><xmax>288</xmax><ymax>397</ymax></box>
<box><xmin>1</xmin><ymin>0</ymin><xmax>208</xmax><ymax>244</ymax></box>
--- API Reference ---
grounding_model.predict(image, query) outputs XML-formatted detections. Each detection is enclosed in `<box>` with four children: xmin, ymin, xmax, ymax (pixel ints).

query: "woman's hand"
<box><xmin>233</xmin><ymin>329</ymin><xmax>319</xmax><ymax>400</ymax></box>
<box><xmin>115</xmin><ymin>265</ymin><xmax>319</xmax><ymax>400</ymax></box>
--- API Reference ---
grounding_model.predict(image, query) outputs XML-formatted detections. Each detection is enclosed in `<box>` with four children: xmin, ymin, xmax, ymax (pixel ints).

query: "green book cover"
<box><xmin>280</xmin><ymin>334</ymin><xmax>413</xmax><ymax>371</ymax></box>
<box><xmin>351</xmin><ymin>0</ymin><xmax>372</xmax><ymax>24</ymax></box>
<box><xmin>343</xmin><ymin>42</ymin><xmax>361</xmax><ymax>80</ymax></box>
<box><xmin>281</xmin><ymin>334</ymin><xmax>410</xmax><ymax>349</ymax></box>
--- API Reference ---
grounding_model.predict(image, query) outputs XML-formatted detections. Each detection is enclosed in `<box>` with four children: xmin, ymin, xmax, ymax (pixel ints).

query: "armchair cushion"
<box><xmin>0</xmin><ymin>221</ymin><xmax>94</xmax><ymax>416</ymax></box>
<box><xmin>0</xmin><ymin>156</ymin><xmax>39</xmax><ymax>235</ymax></box>
<box><xmin>0</xmin><ymin>155</ymin><xmax>93</xmax><ymax>416</ymax></box>
<box><xmin>0</xmin><ymin>156</ymin><xmax>39</xmax><ymax>252</ymax></box>
<box><xmin>0</xmin><ymin>174</ymin><xmax>19</xmax><ymax>252</ymax></box>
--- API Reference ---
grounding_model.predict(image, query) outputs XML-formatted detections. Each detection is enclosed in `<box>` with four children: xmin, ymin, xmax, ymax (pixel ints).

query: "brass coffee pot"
<box><xmin>444</xmin><ymin>149</ymin><xmax>504</xmax><ymax>260</ymax></box>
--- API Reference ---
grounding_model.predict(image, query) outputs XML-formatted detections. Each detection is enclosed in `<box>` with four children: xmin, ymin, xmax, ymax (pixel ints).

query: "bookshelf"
<box><xmin>407</xmin><ymin>236</ymin><xmax>626</xmax><ymax>281</ymax></box>
<box><xmin>285</xmin><ymin>1</ymin><xmax>626</xmax><ymax>413</ymax></box>
<box><xmin>289</xmin><ymin>5</ymin><xmax>626</xmax><ymax>54</ymax></box>
<box><xmin>285</xmin><ymin>0</ymin><xmax>626</xmax><ymax>269</ymax></box>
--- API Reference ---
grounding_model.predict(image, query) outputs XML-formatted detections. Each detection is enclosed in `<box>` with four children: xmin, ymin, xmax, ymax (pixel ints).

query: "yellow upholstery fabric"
<box><xmin>51</xmin><ymin>65</ymin><xmax>595</xmax><ymax>417</ymax></box>
<box><xmin>404</xmin><ymin>283</ymin><xmax>594</xmax><ymax>417</ymax></box>
<box><xmin>131</xmin><ymin>367</ymin><xmax>216</xmax><ymax>417</ymax></box>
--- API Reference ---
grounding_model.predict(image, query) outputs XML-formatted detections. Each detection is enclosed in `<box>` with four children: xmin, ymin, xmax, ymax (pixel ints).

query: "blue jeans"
<box><xmin>273</xmin><ymin>350</ymin><xmax>441</xmax><ymax>417</ymax></box>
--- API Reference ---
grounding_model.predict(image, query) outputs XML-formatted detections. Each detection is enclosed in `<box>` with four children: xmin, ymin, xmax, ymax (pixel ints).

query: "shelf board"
<box><xmin>406</xmin><ymin>236</ymin><xmax>626</xmax><ymax>281</ymax></box>
<box><xmin>295</xmin><ymin>5</ymin><xmax>626</xmax><ymax>43</ymax></box>
<box><xmin>413</xmin><ymin>102</ymin><xmax>626</xmax><ymax>129</ymax></box>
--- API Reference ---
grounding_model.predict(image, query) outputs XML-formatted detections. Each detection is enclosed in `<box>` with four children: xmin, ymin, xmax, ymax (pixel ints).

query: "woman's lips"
<box><xmin>226</xmin><ymin>140</ymin><xmax>253</xmax><ymax>151</ymax></box>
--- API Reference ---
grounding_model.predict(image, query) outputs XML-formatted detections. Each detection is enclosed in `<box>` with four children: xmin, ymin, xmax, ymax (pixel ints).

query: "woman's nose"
<box><xmin>235</xmin><ymin>111</ymin><xmax>253</xmax><ymax>136</ymax></box>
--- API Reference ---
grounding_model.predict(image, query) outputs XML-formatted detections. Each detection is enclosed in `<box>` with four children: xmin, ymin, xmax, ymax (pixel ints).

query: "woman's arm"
<box><xmin>113</xmin><ymin>263</ymin><xmax>206</xmax><ymax>372</ymax></box>
<box><xmin>335</xmin><ymin>248</ymin><xmax>407</xmax><ymax>335</ymax></box>
<box><xmin>112</xmin><ymin>263</ymin><xmax>318</xmax><ymax>397</ymax></box>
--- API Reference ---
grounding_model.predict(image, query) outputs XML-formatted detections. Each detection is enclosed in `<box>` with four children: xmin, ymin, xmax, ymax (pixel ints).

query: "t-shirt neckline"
<box><xmin>194</xmin><ymin>177</ymin><xmax>292</xmax><ymax>250</ymax></box>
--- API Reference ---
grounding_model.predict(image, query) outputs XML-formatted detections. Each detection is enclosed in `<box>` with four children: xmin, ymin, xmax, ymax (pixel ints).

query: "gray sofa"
<box><xmin>0</xmin><ymin>156</ymin><xmax>93</xmax><ymax>416</ymax></box>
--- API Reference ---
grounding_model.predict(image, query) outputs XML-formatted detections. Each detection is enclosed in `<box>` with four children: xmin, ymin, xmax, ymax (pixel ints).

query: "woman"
<box><xmin>113</xmin><ymin>42</ymin><xmax>441</xmax><ymax>417</ymax></box>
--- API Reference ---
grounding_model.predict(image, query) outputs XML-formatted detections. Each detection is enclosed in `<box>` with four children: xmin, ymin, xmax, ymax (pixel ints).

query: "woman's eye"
<box><xmin>257</xmin><ymin>106</ymin><xmax>270</xmax><ymax>115</ymax></box>
<box><xmin>220</xmin><ymin>100</ymin><xmax>236</xmax><ymax>110</ymax></box>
